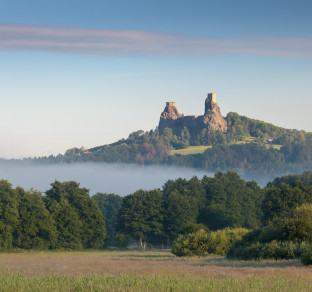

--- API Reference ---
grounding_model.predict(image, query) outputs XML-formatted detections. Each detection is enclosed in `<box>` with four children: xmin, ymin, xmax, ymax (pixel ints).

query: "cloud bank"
<box><xmin>0</xmin><ymin>23</ymin><xmax>311</xmax><ymax>58</ymax></box>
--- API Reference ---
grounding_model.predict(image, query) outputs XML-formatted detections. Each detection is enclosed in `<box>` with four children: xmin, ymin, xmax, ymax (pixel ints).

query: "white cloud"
<box><xmin>0</xmin><ymin>23</ymin><xmax>311</xmax><ymax>58</ymax></box>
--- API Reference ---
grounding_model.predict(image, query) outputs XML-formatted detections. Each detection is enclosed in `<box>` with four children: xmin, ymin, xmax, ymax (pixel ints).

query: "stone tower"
<box><xmin>158</xmin><ymin>92</ymin><xmax>227</xmax><ymax>134</ymax></box>
<box><xmin>205</xmin><ymin>93</ymin><xmax>216</xmax><ymax>112</ymax></box>
<box><xmin>203</xmin><ymin>93</ymin><xmax>227</xmax><ymax>132</ymax></box>
<box><xmin>160</xmin><ymin>102</ymin><xmax>184</xmax><ymax>120</ymax></box>
<box><xmin>158</xmin><ymin>101</ymin><xmax>184</xmax><ymax>133</ymax></box>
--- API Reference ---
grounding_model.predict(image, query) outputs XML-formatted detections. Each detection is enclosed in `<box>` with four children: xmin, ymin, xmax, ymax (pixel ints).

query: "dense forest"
<box><xmin>0</xmin><ymin>180</ymin><xmax>106</xmax><ymax>250</ymax></box>
<box><xmin>25</xmin><ymin>112</ymin><xmax>312</xmax><ymax>180</ymax></box>
<box><xmin>2</xmin><ymin>170</ymin><xmax>312</xmax><ymax>258</ymax></box>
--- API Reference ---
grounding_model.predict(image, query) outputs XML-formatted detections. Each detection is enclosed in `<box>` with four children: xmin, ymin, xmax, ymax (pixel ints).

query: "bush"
<box><xmin>281</xmin><ymin>204</ymin><xmax>312</xmax><ymax>243</ymax></box>
<box><xmin>172</xmin><ymin>228</ymin><xmax>249</xmax><ymax>257</ymax></box>
<box><xmin>178</xmin><ymin>222</ymin><xmax>209</xmax><ymax>235</ymax></box>
<box><xmin>227</xmin><ymin>204</ymin><xmax>312</xmax><ymax>260</ymax></box>
<box><xmin>172</xmin><ymin>229</ymin><xmax>209</xmax><ymax>256</ymax></box>
<box><xmin>227</xmin><ymin>240</ymin><xmax>307</xmax><ymax>260</ymax></box>
<box><xmin>301</xmin><ymin>246</ymin><xmax>312</xmax><ymax>265</ymax></box>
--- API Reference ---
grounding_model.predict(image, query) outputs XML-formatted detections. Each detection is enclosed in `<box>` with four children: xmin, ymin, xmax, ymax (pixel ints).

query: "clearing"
<box><xmin>170</xmin><ymin>136</ymin><xmax>282</xmax><ymax>156</ymax></box>
<box><xmin>170</xmin><ymin>146</ymin><xmax>211</xmax><ymax>155</ymax></box>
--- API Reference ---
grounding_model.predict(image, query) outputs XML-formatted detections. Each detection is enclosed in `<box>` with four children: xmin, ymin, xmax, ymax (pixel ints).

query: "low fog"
<box><xmin>0</xmin><ymin>162</ymin><xmax>213</xmax><ymax>196</ymax></box>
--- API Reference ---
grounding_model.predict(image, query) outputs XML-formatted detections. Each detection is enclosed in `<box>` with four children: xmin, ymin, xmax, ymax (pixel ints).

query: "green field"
<box><xmin>265</xmin><ymin>144</ymin><xmax>283</xmax><ymax>150</ymax></box>
<box><xmin>170</xmin><ymin>136</ymin><xmax>282</xmax><ymax>157</ymax></box>
<box><xmin>0</xmin><ymin>250</ymin><xmax>311</xmax><ymax>291</ymax></box>
<box><xmin>170</xmin><ymin>145</ymin><xmax>211</xmax><ymax>155</ymax></box>
<box><xmin>235</xmin><ymin>136</ymin><xmax>257</xmax><ymax>144</ymax></box>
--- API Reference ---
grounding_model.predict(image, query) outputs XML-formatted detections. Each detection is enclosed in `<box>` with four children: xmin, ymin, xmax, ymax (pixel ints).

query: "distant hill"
<box><xmin>28</xmin><ymin>93</ymin><xmax>312</xmax><ymax>181</ymax></box>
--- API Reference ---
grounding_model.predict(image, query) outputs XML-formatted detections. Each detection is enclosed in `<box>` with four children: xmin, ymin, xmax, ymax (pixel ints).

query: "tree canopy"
<box><xmin>44</xmin><ymin>181</ymin><xmax>106</xmax><ymax>249</ymax></box>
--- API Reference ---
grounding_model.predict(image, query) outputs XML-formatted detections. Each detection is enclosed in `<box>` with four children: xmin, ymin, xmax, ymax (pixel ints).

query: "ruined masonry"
<box><xmin>158</xmin><ymin>93</ymin><xmax>227</xmax><ymax>134</ymax></box>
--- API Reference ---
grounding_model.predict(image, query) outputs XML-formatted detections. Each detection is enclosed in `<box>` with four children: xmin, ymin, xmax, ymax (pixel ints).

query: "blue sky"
<box><xmin>0</xmin><ymin>0</ymin><xmax>311</xmax><ymax>158</ymax></box>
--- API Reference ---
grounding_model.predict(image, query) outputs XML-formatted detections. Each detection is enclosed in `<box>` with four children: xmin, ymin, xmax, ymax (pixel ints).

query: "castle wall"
<box><xmin>159</xmin><ymin>115</ymin><xmax>204</xmax><ymax>135</ymax></box>
<box><xmin>158</xmin><ymin>93</ymin><xmax>227</xmax><ymax>135</ymax></box>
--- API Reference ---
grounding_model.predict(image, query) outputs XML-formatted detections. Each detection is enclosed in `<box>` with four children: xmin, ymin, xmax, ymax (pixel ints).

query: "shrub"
<box><xmin>301</xmin><ymin>245</ymin><xmax>312</xmax><ymax>265</ymax></box>
<box><xmin>205</xmin><ymin>228</ymin><xmax>249</xmax><ymax>256</ymax></box>
<box><xmin>227</xmin><ymin>240</ymin><xmax>308</xmax><ymax>260</ymax></box>
<box><xmin>227</xmin><ymin>204</ymin><xmax>312</xmax><ymax>260</ymax></box>
<box><xmin>178</xmin><ymin>222</ymin><xmax>209</xmax><ymax>235</ymax></box>
<box><xmin>281</xmin><ymin>204</ymin><xmax>312</xmax><ymax>243</ymax></box>
<box><xmin>172</xmin><ymin>228</ymin><xmax>249</xmax><ymax>257</ymax></box>
<box><xmin>172</xmin><ymin>229</ymin><xmax>209</xmax><ymax>257</ymax></box>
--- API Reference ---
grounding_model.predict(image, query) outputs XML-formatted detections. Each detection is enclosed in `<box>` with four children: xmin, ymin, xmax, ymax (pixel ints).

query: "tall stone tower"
<box><xmin>158</xmin><ymin>101</ymin><xmax>184</xmax><ymax>133</ymax></box>
<box><xmin>158</xmin><ymin>92</ymin><xmax>227</xmax><ymax>134</ymax></box>
<box><xmin>203</xmin><ymin>93</ymin><xmax>227</xmax><ymax>132</ymax></box>
<box><xmin>205</xmin><ymin>93</ymin><xmax>216</xmax><ymax>112</ymax></box>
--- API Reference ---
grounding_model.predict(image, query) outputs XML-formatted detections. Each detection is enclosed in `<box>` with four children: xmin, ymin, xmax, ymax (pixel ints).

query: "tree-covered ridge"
<box><xmin>28</xmin><ymin>111</ymin><xmax>312</xmax><ymax>180</ymax></box>
<box><xmin>225</xmin><ymin>112</ymin><xmax>286</xmax><ymax>140</ymax></box>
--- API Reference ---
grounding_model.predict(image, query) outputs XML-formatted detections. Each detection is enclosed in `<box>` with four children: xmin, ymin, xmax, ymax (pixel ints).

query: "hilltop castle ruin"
<box><xmin>158</xmin><ymin>93</ymin><xmax>227</xmax><ymax>134</ymax></box>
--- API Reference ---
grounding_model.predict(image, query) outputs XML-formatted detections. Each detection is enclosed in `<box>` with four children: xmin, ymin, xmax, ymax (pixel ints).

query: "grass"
<box><xmin>235</xmin><ymin>136</ymin><xmax>257</xmax><ymax>145</ymax></box>
<box><xmin>0</xmin><ymin>271</ymin><xmax>311</xmax><ymax>292</ymax></box>
<box><xmin>0</xmin><ymin>250</ymin><xmax>311</xmax><ymax>291</ymax></box>
<box><xmin>245</xmin><ymin>136</ymin><xmax>257</xmax><ymax>142</ymax></box>
<box><xmin>170</xmin><ymin>136</ymin><xmax>282</xmax><ymax>156</ymax></box>
<box><xmin>265</xmin><ymin>144</ymin><xmax>283</xmax><ymax>150</ymax></box>
<box><xmin>170</xmin><ymin>146</ymin><xmax>211</xmax><ymax>156</ymax></box>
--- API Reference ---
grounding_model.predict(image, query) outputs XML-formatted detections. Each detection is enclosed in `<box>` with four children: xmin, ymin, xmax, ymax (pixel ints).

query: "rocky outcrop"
<box><xmin>160</xmin><ymin>102</ymin><xmax>184</xmax><ymax>120</ymax></box>
<box><xmin>203</xmin><ymin>93</ymin><xmax>228</xmax><ymax>132</ymax></box>
<box><xmin>158</xmin><ymin>102</ymin><xmax>185</xmax><ymax>134</ymax></box>
<box><xmin>158</xmin><ymin>93</ymin><xmax>227</xmax><ymax>134</ymax></box>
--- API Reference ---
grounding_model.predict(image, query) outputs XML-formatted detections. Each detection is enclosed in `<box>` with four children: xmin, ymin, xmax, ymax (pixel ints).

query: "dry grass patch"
<box><xmin>0</xmin><ymin>250</ymin><xmax>310</xmax><ymax>279</ymax></box>
<box><xmin>0</xmin><ymin>250</ymin><xmax>312</xmax><ymax>291</ymax></box>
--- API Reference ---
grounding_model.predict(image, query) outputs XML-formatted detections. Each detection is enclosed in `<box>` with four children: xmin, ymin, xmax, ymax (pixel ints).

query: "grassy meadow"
<box><xmin>169</xmin><ymin>136</ymin><xmax>282</xmax><ymax>157</ymax></box>
<box><xmin>264</xmin><ymin>144</ymin><xmax>283</xmax><ymax>150</ymax></box>
<box><xmin>0</xmin><ymin>250</ymin><xmax>311</xmax><ymax>291</ymax></box>
<box><xmin>170</xmin><ymin>146</ymin><xmax>211</xmax><ymax>156</ymax></box>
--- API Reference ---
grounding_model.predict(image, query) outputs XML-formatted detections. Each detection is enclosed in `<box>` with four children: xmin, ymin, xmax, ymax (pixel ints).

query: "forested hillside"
<box><xmin>28</xmin><ymin>112</ymin><xmax>312</xmax><ymax>179</ymax></box>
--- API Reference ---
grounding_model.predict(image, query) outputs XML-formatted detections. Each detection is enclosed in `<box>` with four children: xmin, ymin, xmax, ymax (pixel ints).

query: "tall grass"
<box><xmin>0</xmin><ymin>271</ymin><xmax>311</xmax><ymax>292</ymax></box>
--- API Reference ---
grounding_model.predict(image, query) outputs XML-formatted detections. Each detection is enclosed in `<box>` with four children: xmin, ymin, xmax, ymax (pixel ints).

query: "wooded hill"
<box><xmin>30</xmin><ymin>111</ymin><xmax>312</xmax><ymax>181</ymax></box>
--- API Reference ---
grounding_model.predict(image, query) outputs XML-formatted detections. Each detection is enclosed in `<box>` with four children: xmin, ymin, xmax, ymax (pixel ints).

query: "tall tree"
<box><xmin>92</xmin><ymin>193</ymin><xmax>123</xmax><ymax>240</ymax></box>
<box><xmin>163</xmin><ymin>190</ymin><xmax>199</xmax><ymax>243</ymax></box>
<box><xmin>162</xmin><ymin>176</ymin><xmax>206</xmax><ymax>242</ymax></box>
<box><xmin>44</xmin><ymin>181</ymin><xmax>106</xmax><ymax>248</ymax></box>
<box><xmin>47</xmin><ymin>198</ymin><xmax>83</xmax><ymax>249</ymax></box>
<box><xmin>0</xmin><ymin>180</ymin><xmax>19</xmax><ymax>250</ymax></box>
<box><xmin>199</xmin><ymin>171</ymin><xmax>263</xmax><ymax>230</ymax></box>
<box><xmin>262</xmin><ymin>182</ymin><xmax>312</xmax><ymax>224</ymax></box>
<box><xmin>117</xmin><ymin>189</ymin><xmax>164</xmax><ymax>248</ymax></box>
<box><xmin>14</xmin><ymin>188</ymin><xmax>57</xmax><ymax>249</ymax></box>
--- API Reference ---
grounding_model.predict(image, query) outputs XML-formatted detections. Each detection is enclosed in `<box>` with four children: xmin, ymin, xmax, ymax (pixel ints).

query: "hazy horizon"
<box><xmin>0</xmin><ymin>162</ymin><xmax>214</xmax><ymax>196</ymax></box>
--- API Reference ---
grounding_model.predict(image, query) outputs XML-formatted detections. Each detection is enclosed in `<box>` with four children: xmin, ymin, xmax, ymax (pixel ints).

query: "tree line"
<box><xmin>1</xmin><ymin>170</ymin><xmax>312</xmax><ymax>253</ymax></box>
<box><xmin>95</xmin><ymin>170</ymin><xmax>312</xmax><ymax>248</ymax></box>
<box><xmin>167</xmin><ymin>170</ymin><xmax>312</xmax><ymax>264</ymax></box>
<box><xmin>0</xmin><ymin>180</ymin><xmax>106</xmax><ymax>250</ymax></box>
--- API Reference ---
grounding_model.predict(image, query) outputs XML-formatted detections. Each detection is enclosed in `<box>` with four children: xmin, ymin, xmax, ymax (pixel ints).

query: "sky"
<box><xmin>0</xmin><ymin>0</ymin><xmax>311</xmax><ymax>158</ymax></box>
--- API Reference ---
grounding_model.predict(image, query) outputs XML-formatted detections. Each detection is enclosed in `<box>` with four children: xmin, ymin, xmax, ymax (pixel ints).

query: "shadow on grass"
<box><xmin>115</xmin><ymin>254</ymin><xmax>175</xmax><ymax>260</ymax></box>
<box><xmin>196</xmin><ymin>256</ymin><xmax>303</xmax><ymax>268</ymax></box>
<box><xmin>108</xmin><ymin>250</ymin><xmax>175</xmax><ymax>260</ymax></box>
